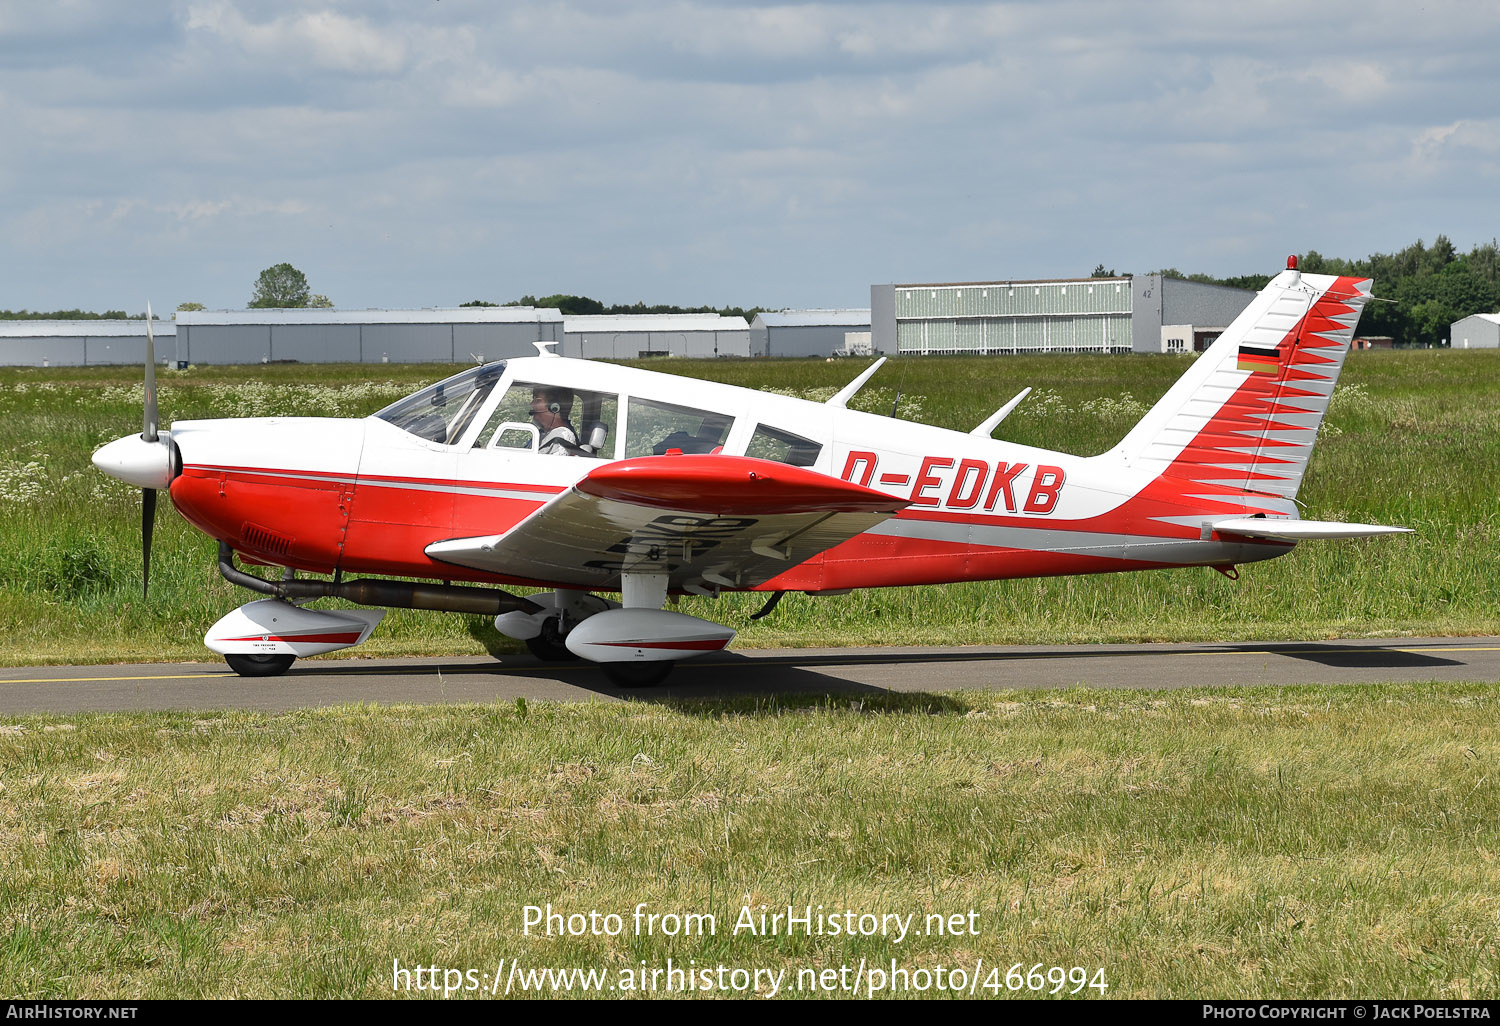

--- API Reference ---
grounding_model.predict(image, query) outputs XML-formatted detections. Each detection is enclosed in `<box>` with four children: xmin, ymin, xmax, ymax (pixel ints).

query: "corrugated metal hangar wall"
<box><xmin>1131</xmin><ymin>275</ymin><xmax>1267</xmax><ymax>354</ymax></box>
<box><xmin>561</xmin><ymin>315</ymin><xmax>750</xmax><ymax>359</ymax></box>
<box><xmin>870</xmin><ymin>276</ymin><xmax>1257</xmax><ymax>355</ymax></box>
<box><xmin>3</xmin><ymin>278</ymin><xmax>1261</xmax><ymax>366</ymax></box>
<box><xmin>873</xmin><ymin>279</ymin><xmax>1133</xmax><ymax>355</ymax></box>
<box><xmin>0</xmin><ymin>321</ymin><xmax>173</xmax><ymax>367</ymax></box>
<box><xmin>174</xmin><ymin>308</ymin><xmax>564</xmax><ymax>365</ymax></box>
<box><xmin>1450</xmin><ymin>313</ymin><xmax>1500</xmax><ymax>349</ymax></box>
<box><xmin>749</xmin><ymin>311</ymin><xmax>873</xmax><ymax>357</ymax></box>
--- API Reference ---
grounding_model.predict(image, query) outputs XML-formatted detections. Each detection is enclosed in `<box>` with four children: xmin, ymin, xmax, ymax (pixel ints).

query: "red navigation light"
<box><xmin>1287</xmin><ymin>255</ymin><xmax>1299</xmax><ymax>270</ymax></box>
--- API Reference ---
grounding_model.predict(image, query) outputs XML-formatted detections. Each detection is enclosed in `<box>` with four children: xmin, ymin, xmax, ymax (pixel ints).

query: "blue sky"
<box><xmin>2</xmin><ymin>1</ymin><xmax>1497</xmax><ymax>312</ymax></box>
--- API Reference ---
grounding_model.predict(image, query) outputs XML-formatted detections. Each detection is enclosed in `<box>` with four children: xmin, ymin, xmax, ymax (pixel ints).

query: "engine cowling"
<box><xmin>564</xmin><ymin>608</ymin><xmax>735</xmax><ymax>664</ymax></box>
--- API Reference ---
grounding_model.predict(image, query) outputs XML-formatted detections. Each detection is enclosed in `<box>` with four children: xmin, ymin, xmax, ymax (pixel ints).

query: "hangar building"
<box><xmin>173</xmin><ymin>307</ymin><xmax>563</xmax><ymax>365</ymax></box>
<box><xmin>0</xmin><ymin>319</ymin><xmax>174</xmax><ymax>367</ymax></box>
<box><xmin>869</xmin><ymin>275</ymin><xmax>1257</xmax><ymax>356</ymax></box>
<box><xmin>1450</xmin><ymin>313</ymin><xmax>1500</xmax><ymax>349</ymax></box>
<box><xmin>560</xmin><ymin>314</ymin><xmax>750</xmax><ymax>359</ymax></box>
<box><xmin>749</xmin><ymin>309</ymin><xmax>872</xmax><ymax>358</ymax></box>
<box><xmin>3</xmin><ymin>275</ymin><xmax>1260</xmax><ymax>366</ymax></box>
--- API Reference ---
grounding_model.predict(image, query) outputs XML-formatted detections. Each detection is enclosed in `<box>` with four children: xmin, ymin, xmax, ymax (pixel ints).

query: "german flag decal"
<box><xmin>1237</xmin><ymin>345</ymin><xmax>1280</xmax><ymax>375</ymax></box>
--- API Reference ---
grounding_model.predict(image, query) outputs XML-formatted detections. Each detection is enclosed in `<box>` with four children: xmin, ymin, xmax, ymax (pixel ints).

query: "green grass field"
<box><xmin>0</xmin><ymin>349</ymin><xmax>1495</xmax><ymax>665</ymax></box>
<box><xmin>3</xmin><ymin>351</ymin><xmax>1498</xmax><ymax>999</ymax></box>
<box><xmin>3</xmin><ymin>683</ymin><xmax>1498</xmax><ymax>999</ymax></box>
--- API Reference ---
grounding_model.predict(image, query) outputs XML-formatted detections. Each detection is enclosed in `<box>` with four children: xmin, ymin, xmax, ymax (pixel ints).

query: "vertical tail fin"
<box><xmin>1111</xmin><ymin>262</ymin><xmax>1373</xmax><ymax>501</ymax></box>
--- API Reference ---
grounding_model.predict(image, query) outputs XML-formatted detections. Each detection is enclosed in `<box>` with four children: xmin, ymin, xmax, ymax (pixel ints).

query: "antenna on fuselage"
<box><xmin>826</xmin><ymin>356</ymin><xmax>886</xmax><ymax>409</ymax></box>
<box><xmin>970</xmin><ymin>387</ymin><xmax>1033</xmax><ymax>437</ymax></box>
<box><xmin>532</xmin><ymin>339</ymin><xmax>561</xmax><ymax>358</ymax></box>
<box><xmin>890</xmin><ymin>356</ymin><xmax>909</xmax><ymax>419</ymax></box>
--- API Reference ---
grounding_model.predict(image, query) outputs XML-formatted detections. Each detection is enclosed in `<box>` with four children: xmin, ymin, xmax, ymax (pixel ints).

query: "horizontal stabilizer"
<box><xmin>1212</xmin><ymin>518</ymin><xmax>1413</xmax><ymax>541</ymax></box>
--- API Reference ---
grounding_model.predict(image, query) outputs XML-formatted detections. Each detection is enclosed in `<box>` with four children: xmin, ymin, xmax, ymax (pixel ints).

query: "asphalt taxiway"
<box><xmin>1</xmin><ymin>637</ymin><xmax>1497</xmax><ymax>715</ymax></box>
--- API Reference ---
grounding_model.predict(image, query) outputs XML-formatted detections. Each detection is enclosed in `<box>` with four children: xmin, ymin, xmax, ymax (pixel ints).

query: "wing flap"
<box><xmin>426</xmin><ymin>454</ymin><xmax>908</xmax><ymax>592</ymax></box>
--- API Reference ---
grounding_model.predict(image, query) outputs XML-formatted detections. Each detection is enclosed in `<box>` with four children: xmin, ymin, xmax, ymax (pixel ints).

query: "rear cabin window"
<box><xmin>624</xmin><ymin>398</ymin><xmax>734</xmax><ymax>458</ymax></box>
<box><xmin>745</xmin><ymin>424</ymin><xmax>822</xmax><ymax>467</ymax></box>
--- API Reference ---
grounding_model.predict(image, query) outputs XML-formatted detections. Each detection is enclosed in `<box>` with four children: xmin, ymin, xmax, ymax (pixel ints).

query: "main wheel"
<box><xmin>601</xmin><ymin>662</ymin><xmax>673</xmax><ymax>688</ymax></box>
<box><xmin>225</xmin><ymin>653</ymin><xmax>296</xmax><ymax>677</ymax></box>
<box><xmin>525</xmin><ymin>616</ymin><xmax>580</xmax><ymax>662</ymax></box>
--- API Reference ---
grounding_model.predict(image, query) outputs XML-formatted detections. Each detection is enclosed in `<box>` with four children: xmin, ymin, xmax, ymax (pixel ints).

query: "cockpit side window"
<box><xmin>624</xmin><ymin>397</ymin><xmax>735</xmax><ymax>458</ymax></box>
<box><xmin>374</xmin><ymin>363</ymin><xmax>506</xmax><ymax>445</ymax></box>
<box><xmin>746</xmin><ymin>424</ymin><xmax>822</xmax><ymax>467</ymax></box>
<box><xmin>476</xmin><ymin>382</ymin><xmax>619</xmax><ymax>458</ymax></box>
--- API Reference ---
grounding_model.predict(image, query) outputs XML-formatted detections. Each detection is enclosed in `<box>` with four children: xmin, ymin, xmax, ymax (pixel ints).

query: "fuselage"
<box><xmin>165</xmin><ymin>356</ymin><xmax>1290</xmax><ymax>593</ymax></box>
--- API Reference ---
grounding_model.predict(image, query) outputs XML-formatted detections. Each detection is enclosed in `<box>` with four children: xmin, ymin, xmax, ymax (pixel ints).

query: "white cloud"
<box><xmin>4</xmin><ymin>1</ymin><xmax>1500</xmax><ymax>310</ymax></box>
<box><xmin>185</xmin><ymin>2</ymin><xmax>410</xmax><ymax>75</ymax></box>
<box><xmin>1416</xmin><ymin>119</ymin><xmax>1500</xmax><ymax>156</ymax></box>
<box><xmin>160</xmin><ymin>196</ymin><xmax>310</xmax><ymax>222</ymax></box>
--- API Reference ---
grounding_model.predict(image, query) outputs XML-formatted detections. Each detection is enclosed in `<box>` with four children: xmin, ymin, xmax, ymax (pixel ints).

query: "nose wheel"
<box><xmin>225</xmin><ymin>653</ymin><xmax>296</xmax><ymax>677</ymax></box>
<box><xmin>524</xmin><ymin>615</ymin><xmax>581</xmax><ymax>662</ymax></box>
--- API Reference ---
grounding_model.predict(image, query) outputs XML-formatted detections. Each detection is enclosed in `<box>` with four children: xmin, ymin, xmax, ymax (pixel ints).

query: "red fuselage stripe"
<box><xmin>219</xmin><ymin>631</ymin><xmax>365</xmax><ymax>644</ymax></box>
<box><xmin>593</xmin><ymin>639</ymin><xmax>730</xmax><ymax>650</ymax></box>
<box><xmin>187</xmin><ymin>464</ymin><xmax>565</xmax><ymax>495</ymax></box>
<box><xmin>189</xmin><ymin>463</ymin><xmax>1180</xmax><ymax>537</ymax></box>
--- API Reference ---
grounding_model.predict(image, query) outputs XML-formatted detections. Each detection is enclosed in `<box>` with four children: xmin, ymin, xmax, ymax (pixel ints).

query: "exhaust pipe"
<box><xmin>217</xmin><ymin>542</ymin><xmax>542</xmax><ymax>616</ymax></box>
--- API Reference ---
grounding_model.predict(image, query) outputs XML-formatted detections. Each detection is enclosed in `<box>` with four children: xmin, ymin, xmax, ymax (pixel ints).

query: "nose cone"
<box><xmin>92</xmin><ymin>432</ymin><xmax>177</xmax><ymax>490</ymax></box>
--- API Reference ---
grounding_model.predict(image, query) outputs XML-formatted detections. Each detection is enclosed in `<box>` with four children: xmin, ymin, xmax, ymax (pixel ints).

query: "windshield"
<box><xmin>374</xmin><ymin>362</ymin><xmax>506</xmax><ymax>444</ymax></box>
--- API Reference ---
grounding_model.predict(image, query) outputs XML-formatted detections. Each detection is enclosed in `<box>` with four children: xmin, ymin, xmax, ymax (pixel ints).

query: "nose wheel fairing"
<box><xmin>206</xmin><ymin>598</ymin><xmax>384</xmax><ymax>660</ymax></box>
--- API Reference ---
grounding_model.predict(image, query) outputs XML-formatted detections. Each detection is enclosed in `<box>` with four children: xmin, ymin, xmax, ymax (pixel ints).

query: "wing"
<box><xmin>426</xmin><ymin>454</ymin><xmax>908</xmax><ymax>593</ymax></box>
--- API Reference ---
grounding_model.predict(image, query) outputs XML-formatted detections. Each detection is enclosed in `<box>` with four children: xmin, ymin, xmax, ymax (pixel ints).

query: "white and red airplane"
<box><xmin>93</xmin><ymin>258</ymin><xmax>1408</xmax><ymax>686</ymax></box>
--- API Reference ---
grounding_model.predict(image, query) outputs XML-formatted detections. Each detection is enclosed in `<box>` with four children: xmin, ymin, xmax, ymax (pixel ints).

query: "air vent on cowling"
<box><xmin>241</xmin><ymin>522</ymin><xmax>293</xmax><ymax>557</ymax></box>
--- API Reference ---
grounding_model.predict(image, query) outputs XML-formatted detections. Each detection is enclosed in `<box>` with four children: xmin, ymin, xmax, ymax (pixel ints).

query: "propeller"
<box><xmin>143</xmin><ymin>303</ymin><xmax>158</xmax><ymax>442</ymax></box>
<box><xmin>141</xmin><ymin>305</ymin><xmax>159</xmax><ymax>597</ymax></box>
<box><xmin>90</xmin><ymin>302</ymin><xmax>180</xmax><ymax>598</ymax></box>
<box><xmin>142</xmin><ymin>488</ymin><xmax>156</xmax><ymax>596</ymax></box>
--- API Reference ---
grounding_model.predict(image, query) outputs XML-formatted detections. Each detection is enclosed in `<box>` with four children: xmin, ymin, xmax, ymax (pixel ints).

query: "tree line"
<box><xmin>1300</xmin><ymin>238</ymin><xmax>1499</xmax><ymax>347</ymax></box>
<box><xmin>463</xmin><ymin>294</ymin><xmax>767</xmax><ymax>323</ymax></box>
<box><xmin>1121</xmin><ymin>237</ymin><xmax>1500</xmax><ymax>347</ymax></box>
<box><xmin>13</xmin><ymin>242</ymin><xmax>1499</xmax><ymax>346</ymax></box>
<box><xmin>0</xmin><ymin>309</ymin><xmax>146</xmax><ymax>320</ymax></box>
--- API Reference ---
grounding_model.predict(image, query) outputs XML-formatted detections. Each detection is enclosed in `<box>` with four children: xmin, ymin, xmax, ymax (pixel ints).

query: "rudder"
<box><xmin>1110</xmin><ymin>260</ymin><xmax>1373</xmax><ymax>502</ymax></box>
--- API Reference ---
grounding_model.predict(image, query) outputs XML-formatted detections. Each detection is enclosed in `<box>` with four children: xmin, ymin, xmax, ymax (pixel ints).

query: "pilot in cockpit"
<box><xmin>529</xmin><ymin>387</ymin><xmax>580</xmax><ymax>455</ymax></box>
